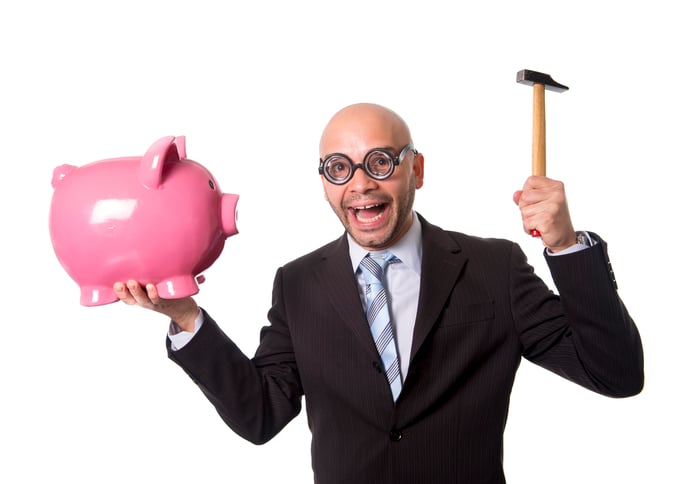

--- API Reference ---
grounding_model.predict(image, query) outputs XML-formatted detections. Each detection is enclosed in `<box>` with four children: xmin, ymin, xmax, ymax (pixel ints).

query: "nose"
<box><xmin>346</xmin><ymin>166</ymin><xmax>378</xmax><ymax>193</ymax></box>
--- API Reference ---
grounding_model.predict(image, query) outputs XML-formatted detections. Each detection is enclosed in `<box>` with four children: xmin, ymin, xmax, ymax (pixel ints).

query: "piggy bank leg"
<box><xmin>80</xmin><ymin>285</ymin><xmax>120</xmax><ymax>306</ymax></box>
<box><xmin>156</xmin><ymin>276</ymin><xmax>200</xmax><ymax>299</ymax></box>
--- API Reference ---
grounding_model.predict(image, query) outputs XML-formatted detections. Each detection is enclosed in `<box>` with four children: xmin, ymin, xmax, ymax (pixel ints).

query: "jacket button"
<box><xmin>390</xmin><ymin>429</ymin><xmax>402</xmax><ymax>442</ymax></box>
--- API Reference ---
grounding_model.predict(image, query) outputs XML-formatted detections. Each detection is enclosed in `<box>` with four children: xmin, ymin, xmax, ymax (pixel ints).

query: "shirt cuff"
<box><xmin>167</xmin><ymin>308</ymin><xmax>204</xmax><ymax>351</ymax></box>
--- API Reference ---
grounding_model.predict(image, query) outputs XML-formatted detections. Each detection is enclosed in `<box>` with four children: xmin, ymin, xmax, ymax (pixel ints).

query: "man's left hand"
<box><xmin>513</xmin><ymin>176</ymin><xmax>577</xmax><ymax>253</ymax></box>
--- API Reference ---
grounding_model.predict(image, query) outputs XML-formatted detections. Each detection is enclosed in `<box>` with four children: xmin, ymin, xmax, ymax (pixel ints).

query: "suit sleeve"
<box><xmin>167</xmin><ymin>268</ymin><xmax>303</xmax><ymax>444</ymax></box>
<box><xmin>511</xmin><ymin>234</ymin><xmax>644</xmax><ymax>397</ymax></box>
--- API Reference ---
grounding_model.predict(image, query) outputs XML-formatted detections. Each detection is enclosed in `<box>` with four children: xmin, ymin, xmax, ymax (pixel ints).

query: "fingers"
<box><xmin>518</xmin><ymin>193</ymin><xmax>561</xmax><ymax>232</ymax></box>
<box><xmin>512</xmin><ymin>190</ymin><xmax>523</xmax><ymax>205</ymax></box>
<box><xmin>145</xmin><ymin>283</ymin><xmax>160</xmax><ymax>302</ymax></box>
<box><xmin>519</xmin><ymin>176</ymin><xmax>563</xmax><ymax>199</ymax></box>
<box><xmin>114</xmin><ymin>281</ymin><xmax>137</xmax><ymax>305</ymax></box>
<box><xmin>112</xmin><ymin>280</ymin><xmax>198</xmax><ymax>327</ymax></box>
<box><xmin>515</xmin><ymin>176</ymin><xmax>576</xmax><ymax>249</ymax></box>
<box><xmin>516</xmin><ymin>177</ymin><xmax>557</xmax><ymax>233</ymax></box>
<box><xmin>113</xmin><ymin>280</ymin><xmax>159</xmax><ymax>308</ymax></box>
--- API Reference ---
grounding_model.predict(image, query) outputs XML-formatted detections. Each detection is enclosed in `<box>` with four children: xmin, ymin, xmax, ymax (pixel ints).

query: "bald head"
<box><xmin>319</xmin><ymin>103</ymin><xmax>413</xmax><ymax>158</ymax></box>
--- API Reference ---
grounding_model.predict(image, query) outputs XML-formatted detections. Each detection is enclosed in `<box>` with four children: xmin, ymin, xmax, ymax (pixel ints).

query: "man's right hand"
<box><xmin>113</xmin><ymin>281</ymin><xmax>199</xmax><ymax>332</ymax></box>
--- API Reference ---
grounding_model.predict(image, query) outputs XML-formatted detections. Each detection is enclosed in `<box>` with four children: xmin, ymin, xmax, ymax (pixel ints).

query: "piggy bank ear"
<box><xmin>139</xmin><ymin>136</ymin><xmax>181</xmax><ymax>189</ymax></box>
<box><xmin>174</xmin><ymin>136</ymin><xmax>187</xmax><ymax>159</ymax></box>
<box><xmin>51</xmin><ymin>164</ymin><xmax>78</xmax><ymax>188</ymax></box>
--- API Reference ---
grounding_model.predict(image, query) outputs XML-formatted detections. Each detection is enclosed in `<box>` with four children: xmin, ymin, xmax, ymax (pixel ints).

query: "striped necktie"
<box><xmin>359</xmin><ymin>252</ymin><xmax>402</xmax><ymax>402</ymax></box>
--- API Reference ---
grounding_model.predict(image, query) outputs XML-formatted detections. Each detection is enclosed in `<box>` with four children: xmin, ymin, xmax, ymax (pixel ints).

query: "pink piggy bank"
<box><xmin>49</xmin><ymin>135</ymin><xmax>239</xmax><ymax>306</ymax></box>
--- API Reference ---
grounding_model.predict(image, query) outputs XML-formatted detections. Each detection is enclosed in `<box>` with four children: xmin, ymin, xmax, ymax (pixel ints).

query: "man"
<box><xmin>115</xmin><ymin>103</ymin><xmax>644</xmax><ymax>484</ymax></box>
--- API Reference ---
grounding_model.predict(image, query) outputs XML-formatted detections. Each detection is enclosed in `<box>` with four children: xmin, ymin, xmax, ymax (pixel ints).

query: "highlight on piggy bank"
<box><xmin>49</xmin><ymin>135</ymin><xmax>239</xmax><ymax>306</ymax></box>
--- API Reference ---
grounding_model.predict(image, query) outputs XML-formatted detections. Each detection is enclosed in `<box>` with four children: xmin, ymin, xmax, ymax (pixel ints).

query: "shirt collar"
<box><xmin>348</xmin><ymin>211</ymin><xmax>423</xmax><ymax>276</ymax></box>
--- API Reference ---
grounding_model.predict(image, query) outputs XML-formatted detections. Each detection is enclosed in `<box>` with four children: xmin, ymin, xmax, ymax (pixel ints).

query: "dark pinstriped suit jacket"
<box><xmin>168</xmin><ymin>214</ymin><xmax>644</xmax><ymax>484</ymax></box>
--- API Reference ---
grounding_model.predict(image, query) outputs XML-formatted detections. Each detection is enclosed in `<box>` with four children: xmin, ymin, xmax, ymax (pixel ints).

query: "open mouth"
<box><xmin>352</xmin><ymin>203</ymin><xmax>387</xmax><ymax>223</ymax></box>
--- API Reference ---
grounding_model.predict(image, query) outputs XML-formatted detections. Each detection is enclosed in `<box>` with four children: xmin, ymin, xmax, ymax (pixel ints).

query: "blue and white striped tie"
<box><xmin>360</xmin><ymin>252</ymin><xmax>402</xmax><ymax>402</ymax></box>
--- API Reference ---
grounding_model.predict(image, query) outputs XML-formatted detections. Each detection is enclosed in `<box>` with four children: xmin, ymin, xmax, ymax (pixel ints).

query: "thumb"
<box><xmin>512</xmin><ymin>190</ymin><xmax>523</xmax><ymax>205</ymax></box>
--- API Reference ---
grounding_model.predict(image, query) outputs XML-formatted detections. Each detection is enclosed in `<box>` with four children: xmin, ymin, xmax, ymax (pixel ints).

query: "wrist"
<box><xmin>547</xmin><ymin>231</ymin><xmax>577</xmax><ymax>254</ymax></box>
<box><xmin>170</xmin><ymin>299</ymin><xmax>199</xmax><ymax>332</ymax></box>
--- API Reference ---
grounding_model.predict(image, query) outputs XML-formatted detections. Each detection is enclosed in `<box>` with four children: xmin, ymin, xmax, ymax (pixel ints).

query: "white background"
<box><xmin>1</xmin><ymin>1</ymin><xmax>696</xmax><ymax>482</ymax></box>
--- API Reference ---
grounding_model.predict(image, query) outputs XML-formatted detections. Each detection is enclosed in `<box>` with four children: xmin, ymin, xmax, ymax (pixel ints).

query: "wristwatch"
<box><xmin>575</xmin><ymin>231</ymin><xmax>593</xmax><ymax>247</ymax></box>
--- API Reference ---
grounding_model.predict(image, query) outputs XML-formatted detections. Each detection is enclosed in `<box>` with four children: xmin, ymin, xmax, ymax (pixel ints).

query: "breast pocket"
<box><xmin>438</xmin><ymin>299</ymin><xmax>495</xmax><ymax>327</ymax></box>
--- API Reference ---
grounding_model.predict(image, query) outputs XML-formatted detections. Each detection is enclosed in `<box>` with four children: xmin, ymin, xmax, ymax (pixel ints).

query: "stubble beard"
<box><xmin>330</xmin><ymin>180</ymin><xmax>416</xmax><ymax>250</ymax></box>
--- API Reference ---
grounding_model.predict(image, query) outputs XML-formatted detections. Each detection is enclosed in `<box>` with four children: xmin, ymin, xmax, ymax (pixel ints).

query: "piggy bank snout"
<box><xmin>221</xmin><ymin>193</ymin><xmax>239</xmax><ymax>236</ymax></box>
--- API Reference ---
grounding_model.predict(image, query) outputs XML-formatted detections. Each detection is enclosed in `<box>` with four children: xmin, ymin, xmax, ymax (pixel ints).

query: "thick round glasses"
<box><xmin>318</xmin><ymin>144</ymin><xmax>417</xmax><ymax>185</ymax></box>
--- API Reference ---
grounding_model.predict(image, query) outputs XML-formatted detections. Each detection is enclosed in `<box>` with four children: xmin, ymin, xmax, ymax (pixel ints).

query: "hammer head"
<box><xmin>516</xmin><ymin>69</ymin><xmax>569</xmax><ymax>93</ymax></box>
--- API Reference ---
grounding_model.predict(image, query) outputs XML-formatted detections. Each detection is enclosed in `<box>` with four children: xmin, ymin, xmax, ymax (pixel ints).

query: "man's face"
<box><xmin>321</xmin><ymin>139</ymin><xmax>424</xmax><ymax>251</ymax></box>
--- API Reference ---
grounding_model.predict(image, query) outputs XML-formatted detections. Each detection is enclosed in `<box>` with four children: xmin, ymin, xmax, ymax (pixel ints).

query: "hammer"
<box><xmin>516</xmin><ymin>69</ymin><xmax>569</xmax><ymax>237</ymax></box>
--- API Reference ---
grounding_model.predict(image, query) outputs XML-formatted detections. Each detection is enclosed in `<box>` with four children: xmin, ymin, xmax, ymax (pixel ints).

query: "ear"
<box><xmin>412</xmin><ymin>152</ymin><xmax>425</xmax><ymax>189</ymax></box>
<box><xmin>140</xmin><ymin>136</ymin><xmax>178</xmax><ymax>189</ymax></box>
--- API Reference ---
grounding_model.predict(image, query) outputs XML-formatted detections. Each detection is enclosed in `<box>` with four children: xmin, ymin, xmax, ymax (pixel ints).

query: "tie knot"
<box><xmin>359</xmin><ymin>252</ymin><xmax>398</xmax><ymax>284</ymax></box>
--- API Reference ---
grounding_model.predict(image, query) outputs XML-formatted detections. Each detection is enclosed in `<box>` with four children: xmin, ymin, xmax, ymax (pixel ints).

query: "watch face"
<box><xmin>576</xmin><ymin>232</ymin><xmax>591</xmax><ymax>246</ymax></box>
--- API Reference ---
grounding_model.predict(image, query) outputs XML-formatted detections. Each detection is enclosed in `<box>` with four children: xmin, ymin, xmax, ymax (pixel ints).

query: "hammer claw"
<box><xmin>516</xmin><ymin>69</ymin><xmax>569</xmax><ymax>92</ymax></box>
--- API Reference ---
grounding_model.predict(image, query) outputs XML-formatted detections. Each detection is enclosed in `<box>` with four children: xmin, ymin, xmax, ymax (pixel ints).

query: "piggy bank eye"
<box><xmin>208</xmin><ymin>180</ymin><xmax>215</xmax><ymax>190</ymax></box>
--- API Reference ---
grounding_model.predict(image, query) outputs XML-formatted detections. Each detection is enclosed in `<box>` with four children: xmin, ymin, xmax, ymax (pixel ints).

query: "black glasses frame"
<box><xmin>318</xmin><ymin>144</ymin><xmax>417</xmax><ymax>185</ymax></box>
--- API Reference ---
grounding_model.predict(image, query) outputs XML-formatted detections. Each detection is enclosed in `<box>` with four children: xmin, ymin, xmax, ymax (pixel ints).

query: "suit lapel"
<box><xmin>409</xmin><ymin>215</ymin><xmax>469</xmax><ymax>364</ymax></box>
<box><xmin>313</xmin><ymin>235</ymin><xmax>379</xmax><ymax>358</ymax></box>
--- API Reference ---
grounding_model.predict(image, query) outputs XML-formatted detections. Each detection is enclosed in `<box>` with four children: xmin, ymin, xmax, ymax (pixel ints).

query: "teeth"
<box><xmin>354</xmin><ymin>203</ymin><xmax>384</xmax><ymax>223</ymax></box>
<box><xmin>357</xmin><ymin>212</ymin><xmax>382</xmax><ymax>222</ymax></box>
<box><xmin>355</xmin><ymin>203</ymin><xmax>381</xmax><ymax>210</ymax></box>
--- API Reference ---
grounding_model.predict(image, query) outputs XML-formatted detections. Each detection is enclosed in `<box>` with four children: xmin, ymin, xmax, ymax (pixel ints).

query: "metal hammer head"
<box><xmin>516</xmin><ymin>69</ymin><xmax>569</xmax><ymax>93</ymax></box>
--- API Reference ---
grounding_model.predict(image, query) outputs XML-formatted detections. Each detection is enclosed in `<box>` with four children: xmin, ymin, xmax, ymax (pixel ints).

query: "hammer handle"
<box><xmin>531</xmin><ymin>83</ymin><xmax>546</xmax><ymax>237</ymax></box>
<box><xmin>532</xmin><ymin>83</ymin><xmax>546</xmax><ymax>176</ymax></box>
